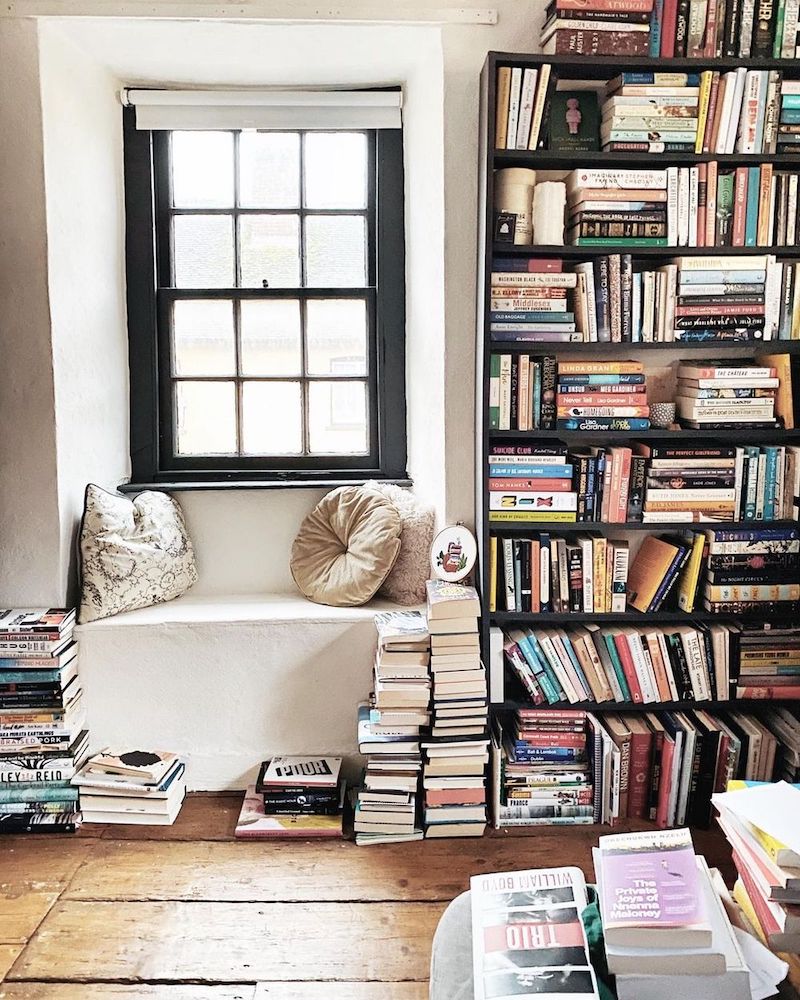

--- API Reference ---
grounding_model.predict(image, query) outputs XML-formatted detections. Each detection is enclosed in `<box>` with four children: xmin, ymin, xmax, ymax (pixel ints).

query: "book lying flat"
<box><xmin>234</xmin><ymin>784</ymin><xmax>343</xmax><ymax>839</ymax></box>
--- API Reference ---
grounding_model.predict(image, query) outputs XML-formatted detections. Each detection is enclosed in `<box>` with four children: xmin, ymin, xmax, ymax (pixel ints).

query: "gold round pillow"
<box><xmin>290</xmin><ymin>486</ymin><xmax>402</xmax><ymax>607</ymax></box>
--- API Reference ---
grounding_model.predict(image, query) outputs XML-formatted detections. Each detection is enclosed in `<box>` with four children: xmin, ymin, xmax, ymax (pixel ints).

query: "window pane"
<box><xmin>174</xmin><ymin>215</ymin><xmax>234</xmax><ymax>288</ymax></box>
<box><xmin>305</xmin><ymin>216</ymin><xmax>366</xmax><ymax>287</ymax></box>
<box><xmin>172</xmin><ymin>132</ymin><xmax>234</xmax><ymax>208</ymax></box>
<box><xmin>242</xmin><ymin>381</ymin><xmax>302</xmax><ymax>455</ymax></box>
<box><xmin>306</xmin><ymin>300</ymin><xmax>367</xmax><ymax>376</ymax></box>
<box><xmin>176</xmin><ymin>381</ymin><xmax>237</xmax><ymax>455</ymax></box>
<box><xmin>308</xmin><ymin>380</ymin><xmax>368</xmax><ymax>454</ymax></box>
<box><xmin>239</xmin><ymin>215</ymin><xmax>300</xmax><ymax>288</ymax></box>
<box><xmin>304</xmin><ymin>133</ymin><xmax>367</xmax><ymax>209</ymax></box>
<box><xmin>240</xmin><ymin>300</ymin><xmax>302</xmax><ymax>375</ymax></box>
<box><xmin>173</xmin><ymin>301</ymin><xmax>235</xmax><ymax>376</ymax></box>
<box><xmin>239</xmin><ymin>132</ymin><xmax>300</xmax><ymax>208</ymax></box>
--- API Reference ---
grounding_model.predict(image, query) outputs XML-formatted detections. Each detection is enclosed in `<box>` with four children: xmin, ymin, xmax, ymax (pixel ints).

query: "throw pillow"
<box><xmin>364</xmin><ymin>481</ymin><xmax>435</xmax><ymax>605</ymax></box>
<box><xmin>78</xmin><ymin>484</ymin><xmax>198</xmax><ymax>624</ymax></box>
<box><xmin>290</xmin><ymin>486</ymin><xmax>402</xmax><ymax>607</ymax></box>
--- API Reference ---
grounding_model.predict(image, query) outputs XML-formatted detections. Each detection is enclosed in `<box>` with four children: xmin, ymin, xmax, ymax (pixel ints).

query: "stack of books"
<box><xmin>423</xmin><ymin>581</ymin><xmax>487</xmax><ymax>838</ymax></box>
<box><xmin>556</xmin><ymin>360</ymin><xmax>649</xmax><ymax>432</ymax></box>
<box><xmin>494</xmin><ymin>709</ymin><xmax>594</xmax><ymax>826</ymax></box>
<box><xmin>676</xmin><ymin>361</ymin><xmax>778</xmax><ymax>430</ymax></box>
<box><xmin>0</xmin><ymin>609</ymin><xmax>85</xmax><ymax>834</ymax></box>
<box><xmin>673</xmin><ymin>257</ymin><xmax>774</xmax><ymax>343</ymax></box>
<box><xmin>354</xmin><ymin>611</ymin><xmax>429</xmax><ymax>845</ymax></box>
<box><xmin>594</xmin><ymin>828</ymin><xmax>753</xmax><ymax>1000</ymax></box>
<box><xmin>541</xmin><ymin>0</ymin><xmax>652</xmax><ymax>55</ymax></box>
<box><xmin>487</xmin><ymin>444</ymin><xmax>579</xmax><ymax>525</ymax></box>
<box><xmin>73</xmin><ymin>749</ymin><xmax>186</xmax><ymax>825</ymax></box>
<box><xmin>704</xmin><ymin>526</ymin><xmax>800</xmax><ymax>616</ymax></box>
<box><xmin>373</xmin><ymin>609</ymin><xmax>431</xmax><ymax>715</ymax></box>
<box><xmin>235</xmin><ymin>755</ymin><xmax>344</xmax><ymax>839</ymax></box>
<box><xmin>714</xmin><ymin>782</ymin><xmax>800</xmax><ymax>961</ymax></box>
<box><xmin>489</xmin><ymin>266</ymin><xmax>579</xmax><ymax>346</ymax></box>
<box><xmin>779</xmin><ymin>81</ymin><xmax>800</xmax><ymax>155</ymax></box>
<box><xmin>566</xmin><ymin>168</ymin><xmax>666</xmax><ymax>248</ymax></box>
<box><xmin>735</xmin><ymin>623</ymin><xmax>800</xmax><ymax>699</ymax></box>
<box><xmin>602</xmin><ymin>72</ymin><xmax>698</xmax><ymax>153</ymax></box>
<box><xmin>493</xmin><ymin>533</ymin><xmax>630</xmax><ymax>614</ymax></box>
<box><xmin>492</xmin><ymin>708</ymin><xmax>800</xmax><ymax>828</ymax></box>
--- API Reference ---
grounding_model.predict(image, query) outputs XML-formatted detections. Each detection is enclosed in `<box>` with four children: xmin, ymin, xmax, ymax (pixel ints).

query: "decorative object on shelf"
<box><xmin>649</xmin><ymin>401</ymin><xmax>677</xmax><ymax>428</ymax></box>
<box><xmin>532</xmin><ymin>180</ymin><xmax>568</xmax><ymax>246</ymax></box>
<box><xmin>365</xmin><ymin>481</ymin><xmax>435</xmax><ymax>605</ymax></box>
<box><xmin>430</xmin><ymin>524</ymin><xmax>478</xmax><ymax>583</ymax></box>
<box><xmin>78</xmin><ymin>484</ymin><xmax>197</xmax><ymax>624</ymax></box>
<box><xmin>290</xmin><ymin>486</ymin><xmax>402</xmax><ymax>607</ymax></box>
<box><xmin>493</xmin><ymin>167</ymin><xmax>536</xmax><ymax>244</ymax></box>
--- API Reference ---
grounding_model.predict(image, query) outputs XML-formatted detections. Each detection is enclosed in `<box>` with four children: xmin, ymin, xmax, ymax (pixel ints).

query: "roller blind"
<box><xmin>123</xmin><ymin>88</ymin><xmax>403</xmax><ymax>130</ymax></box>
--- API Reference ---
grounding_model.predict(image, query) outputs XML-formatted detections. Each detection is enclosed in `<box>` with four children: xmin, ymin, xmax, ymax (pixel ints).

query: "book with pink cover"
<box><xmin>234</xmin><ymin>784</ymin><xmax>344</xmax><ymax>839</ymax></box>
<box><xmin>596</xmin><ymin>827</ymin><xmax>712</xmax><ymax>947</ymax></box>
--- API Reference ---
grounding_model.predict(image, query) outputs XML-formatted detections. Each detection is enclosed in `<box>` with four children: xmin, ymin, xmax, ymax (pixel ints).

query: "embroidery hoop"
<box><xmin>430</xmin><ymin>523</ymin><xmax>478</xmax><ymax>582</ymax></box>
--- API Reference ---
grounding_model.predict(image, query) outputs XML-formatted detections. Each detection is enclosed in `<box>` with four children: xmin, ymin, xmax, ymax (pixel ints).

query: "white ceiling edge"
<box><xmin>4</xmin><ymin>1</ymin><xmax>498</xmax><ymax>22</ymax></box>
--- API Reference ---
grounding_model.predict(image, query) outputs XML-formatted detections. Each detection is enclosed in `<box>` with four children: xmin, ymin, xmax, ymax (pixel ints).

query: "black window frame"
<box><xmin>122</xmin><ymin>106</ymin><xmax>408</xmax><ymax>488</ymax></box>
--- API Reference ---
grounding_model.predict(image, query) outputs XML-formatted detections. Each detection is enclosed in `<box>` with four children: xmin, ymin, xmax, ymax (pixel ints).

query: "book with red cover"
<box><xmin>655</xmin><ymin>732</ymin><xmax>677</xmax><ymax>828</ymax></box>
<box><xmin>625</xmin><ymin>716</ymin><xmax>654</xmax><ymax>820</ymax></box>
<box><xmin>610</xmin><ymin>630</ymin><xmax>644</xmax><ymax>703</ymax></box>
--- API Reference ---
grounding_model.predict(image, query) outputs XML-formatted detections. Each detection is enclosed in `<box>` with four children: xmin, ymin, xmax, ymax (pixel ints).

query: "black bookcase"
<box><xmin>476</xmin><ymin>52</ymin><xmax>800</xmax><ymax>715</ymax></box>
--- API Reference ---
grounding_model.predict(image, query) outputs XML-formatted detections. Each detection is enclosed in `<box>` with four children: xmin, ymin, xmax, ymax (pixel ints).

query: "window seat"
<box><xmin>76</xmin><ymin>592</ymin><xmax>412</xmax><ymax>791</ymax></box>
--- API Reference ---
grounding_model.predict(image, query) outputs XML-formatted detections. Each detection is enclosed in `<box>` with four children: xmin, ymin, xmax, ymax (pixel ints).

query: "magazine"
<box><xmin>470</xmin><ymin>866</ymin><xmax>599</xmax><ymax>998</ymax></box>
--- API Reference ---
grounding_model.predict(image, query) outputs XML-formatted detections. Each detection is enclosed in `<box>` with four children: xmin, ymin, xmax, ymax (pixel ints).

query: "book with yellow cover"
<box><xmin>626</xmin><ymin>535</ymin><xmax>684</xmax><ymax>613</ymax></box>
<box><xmin>678</xmin><ymin>531</ymin><xmax>707</xmax><ymax>613</ymax></box>
<box><xmin>557</xmin><ymin>360</ymin><xmax>643</xmax><ymax>375</ymax></box>
<box><xmin>727</xmin><ymin>780</ymin><xmax>800</xmax><ymax>867</ymax></box>
<box><xmin>488</xmin><ymin>536</ymin><xmax>498</xmax><ymax>613</ymax></box>
<box><xmin>760</xmin><ymin>354</ymin><xmax>794</xmax><ymax>430</ymax></box>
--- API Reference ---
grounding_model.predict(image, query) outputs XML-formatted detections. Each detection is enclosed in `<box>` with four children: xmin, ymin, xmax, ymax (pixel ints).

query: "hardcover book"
<box><xmin>549</xmin><ymin>91</ymin><xmax>600</xmax><ymax>151</ymax></box>
<box><xmin>234</xmin><ymin>784</ymin><xmax>344</xmax><ymax>839</ymax></box>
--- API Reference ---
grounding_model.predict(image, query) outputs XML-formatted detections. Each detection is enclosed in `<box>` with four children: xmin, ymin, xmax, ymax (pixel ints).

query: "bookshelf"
<box><xmin>476</xmin><ymin>52</ymin><xmax>800</xmax><ymax>828</ymax></box>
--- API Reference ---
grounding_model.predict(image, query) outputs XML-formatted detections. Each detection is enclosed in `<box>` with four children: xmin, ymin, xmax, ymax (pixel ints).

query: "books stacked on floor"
<box><xmin>735</xmin><ymin>622</ymin><xmax>800</xmax><ymax>699</ymax></box>
<box><xmin>0</xmin><ymin>609</ymin><xmax>85</xmax><ymax>834</ymax></box>
<box><xmin>492</xmin><ymin>533</ymin><xmax>629</xmax><ymax>616</ymax></box>
<box><xmin>470</xmin><ymin>866</ymin><xmax>601</xmax><ymax>1000</ymax></box>
<box><xmin>354</xmin><ymin>610</ymin><xmax>429</xmax><ymax>846</ymax></box>
<box><xmin>676</xmin><ymin>360</ymin><xmax>778</xmax><ymax>430</ymax></box>
<box><xmin>235</xmin><ymin>755</ymin><xmax>344</xmax><ymax>839</ymax></box>
<box><xmin>594</xmin><ymin>828</ymin><xmax>756</xmax><ymax>1000</ymax></box>
<box><xmin>489</xmin><ymin>265</ymin><xmax>580</xmax><ymax>345</ymax></box>
<box><xmin>779</xmin><ymin>82</ymin><xmax>800</xmax><ymax>154</ymax></box>
<box><xmin>493</xmin><ymin>707</ymin><xmax>800</xmax><ymax>828</ymax></box>
<box><xmin>713</xmin><ymin>781</ymin><xmax>800</xmax><ymax>961</ymax></box>
<box><xmin>73</xmin><ymin>749</ymin><xmax>186</xmax><ymax>825</ymax></box>
<box><xmin>423</xmin><ymin>581</ymin><xmax>487</xmax><ymax>838</ymax></box>
<box><xmin>540</xmin><ymin>0</ymin><xmax>652</xmax><ymax>55</ymax></box>
<box><xmin>493</xmin><ymin>709</ymin><xmax>594</xmax><ymax>826</ymax></box>
<box><xmin>703</xmin><ymin>526</ymin><xmax>800</xmax><ymax>617</ymax></box>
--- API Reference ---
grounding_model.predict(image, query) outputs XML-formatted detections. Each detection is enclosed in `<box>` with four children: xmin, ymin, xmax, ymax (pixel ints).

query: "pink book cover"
<box><xmin>598</xmin><ymin>828</ymin><xmax>706</xmax><ymax>931</ymax></box>
<box><xmin>234</xmin><ymin>785</ymin><xmax>343</xmax><ymax>839</ymax></box>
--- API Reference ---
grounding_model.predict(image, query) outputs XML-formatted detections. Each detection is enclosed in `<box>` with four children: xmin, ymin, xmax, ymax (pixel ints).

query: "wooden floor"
<box><xmin>0</xmin><ymin>793</ymin><xmax>735</xmax><ymax>1000</ymax></box>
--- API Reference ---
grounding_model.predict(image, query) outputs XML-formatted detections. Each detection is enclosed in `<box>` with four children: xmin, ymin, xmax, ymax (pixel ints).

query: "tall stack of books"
<box><xmin>489</xmin><ymin>265</ymin><xmax>580</xmax><ymax>345</ymax></box>
<box><xmin>703</xmin><ymin>526</ymin><xmax>800</xmax><ymax>616</ymax></box>
<box><xmin>735</xmin><ymin>622</ymin><xmax>800</xmax><ymax>699</ymax></box>
<box><xmin>714</xmin><ymin>782</ymin><xmax>800</xmax><ymax>961</ymax></box>
<box><xmin>493</xmin><ymin>709</ymin><xmax>594</xmax><ymax>826</ymax></box>
<box><xmin>676</xmin><ymin>361</ymin><xmax>778</xmax><ymax>430</ymax></box>
<box><xmin>556</xmin><ymin>360</ymin><xmax>649</xmax><ymax>432</ymax></box>
<box><xmin>672</xmin><ymin>256</ymin><xmax>773</xmax><ymax>343</ymax></box>
<box><xmin>540</xmin><ymin>0</ymin><xmax>653</xmax><ymax>55</ymax></box>
<box><xmin>423</xmin><ymin>581</ymin><xmax>487</xmax><ymax>838</ymax></box>
<box><xmin>594</xmin><ymin>828</ymin><xmax>753</xmax><ymax>1000</ymax></box>
<box><xmin>567</xmin><ymin>169</ymin><xmax>666</xmax><ymax>248</ymax></box>
<box><xmin>73</xmin><ymin>749</ymin><xmax>187</xmax><ymax>826</ymax></box>
<box><xmin>602</xmin><ymin>73</ymin><xmax>698</xmax><ymax>153</ymax></box>
<box><xmin>354</xmin><ymin>611</ymin><xmax>429</xmax><ymax>845</ymax></box>
<box><xmin>0</xmin><ymin>609</ymin><xmax>86</xmax><ymax>835</ymax></box>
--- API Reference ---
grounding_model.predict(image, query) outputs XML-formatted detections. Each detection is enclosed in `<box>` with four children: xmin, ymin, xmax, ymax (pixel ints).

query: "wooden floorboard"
<box><xmin>0</xmin><ymin>791</ymin><xmax>738</xmax><ymax>997</ymax></box>
<box><xmin>9</xmin><ymin>900</ymin><xmax>444</xmax><ymax>983</ymax></box>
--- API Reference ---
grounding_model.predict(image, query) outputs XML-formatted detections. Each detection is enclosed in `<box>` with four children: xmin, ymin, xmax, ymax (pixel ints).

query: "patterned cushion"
<box><xmin>78</xmin><ymin>485</ymin><xmax>197</xmax><ymax>624</ymax></box>
<box><xmin>365</xmin><ymin>481</ymin><xmax>435</xmax><ymax>605</ymax></box>
<box><xmin>290</xmin><ymin>486</ymin><xmax>402</xmax><ymax>607</ymax></box>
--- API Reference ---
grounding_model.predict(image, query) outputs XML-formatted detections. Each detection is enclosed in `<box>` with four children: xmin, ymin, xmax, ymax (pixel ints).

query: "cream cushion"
<box><xmin>78</xmin><ymin>485</ymin><xmax>198</xmax><ymax>624</ymax></box>
<box><xmin>290</xmin><ymin>486</ymin><xmax>402</xmax><ymax>607</ymax></box>
<box><xmin>365</xmin><ymin>481</ymin><xmax>435</xmax><ymax>605</ymax></box>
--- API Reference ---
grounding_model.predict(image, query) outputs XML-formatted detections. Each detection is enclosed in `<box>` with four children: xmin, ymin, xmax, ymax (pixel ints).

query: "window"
<box><xmin>123</xmin><ymin>99</ymin><xmax>406</xmax><ymax>486</ymax></box>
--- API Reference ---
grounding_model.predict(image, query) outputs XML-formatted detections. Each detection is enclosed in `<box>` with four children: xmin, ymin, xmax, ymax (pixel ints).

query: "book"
<box><xmin>234</xmin><ymin>784</ymin><xmax>344</xmax><ymax>839</ymax></box>
<box><xmin>426</xmin><ymin>581</ymin><xmax>481</xmax><ymax>620</ymax></box>
<box><xmin>255</xmin><ymin>756</ymin><xmax>342</xmax><ymax>791</ymax></box>
<box><xmin>82</xmin><ymin>749</ymin><xmax>178</xmax><ymax>785</ymax></box>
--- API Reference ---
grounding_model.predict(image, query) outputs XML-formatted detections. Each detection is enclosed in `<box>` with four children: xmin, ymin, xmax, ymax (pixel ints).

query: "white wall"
<box><xmin>0</xmin><ymin>19</ymin><xmax>63</xmax><ymax>605</ymax></box>
<box><xmin>38</xmin><ymin>22</ymin><xmax>131</xmax><ymax>601</ymax></box>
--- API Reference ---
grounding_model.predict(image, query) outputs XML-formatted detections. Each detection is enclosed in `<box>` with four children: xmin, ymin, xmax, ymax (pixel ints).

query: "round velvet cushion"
<box><xmin>290</xmin><ymin>486</ymin><xmax>403</xmax><ymax>607</ymax></box>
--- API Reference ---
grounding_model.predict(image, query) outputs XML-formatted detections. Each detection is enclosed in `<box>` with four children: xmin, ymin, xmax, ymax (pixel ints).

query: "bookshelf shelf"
<box><xmin>490</xmin><ymin>609</ymin><xmax>788</xmax><ymax>624</ymax></box>
<box><xmin>490</xmin><ymin>428</ymin><xmax>800</xmax><ymax>441</ymax></box>
<box><xmin>487</xmin><ymin>341</ymin><xmax>800</xmax><ymax>354</ymax></box>
<box><xmin>495</xmin><ymin>699</ymin><xmax>798</xmax><ymax>712</ymax></box>
<box><xmin>496</xmin><ymin>150</ymin><xmax>800</xmax><ymax>169</ymax></box>
<box><xmin>491</xmin><ymin>52</ymin><xmax>800</xmax><ymax>73</ymax></box>
<box><xmin>487</xmin><ymin>519</ymin><xmax>799</xmax><ymax>535</ymax></box>
<box><xmin>494</xmin><ymin>244</ymin><xmax>800</xmax><ymax>258</ymax></box>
